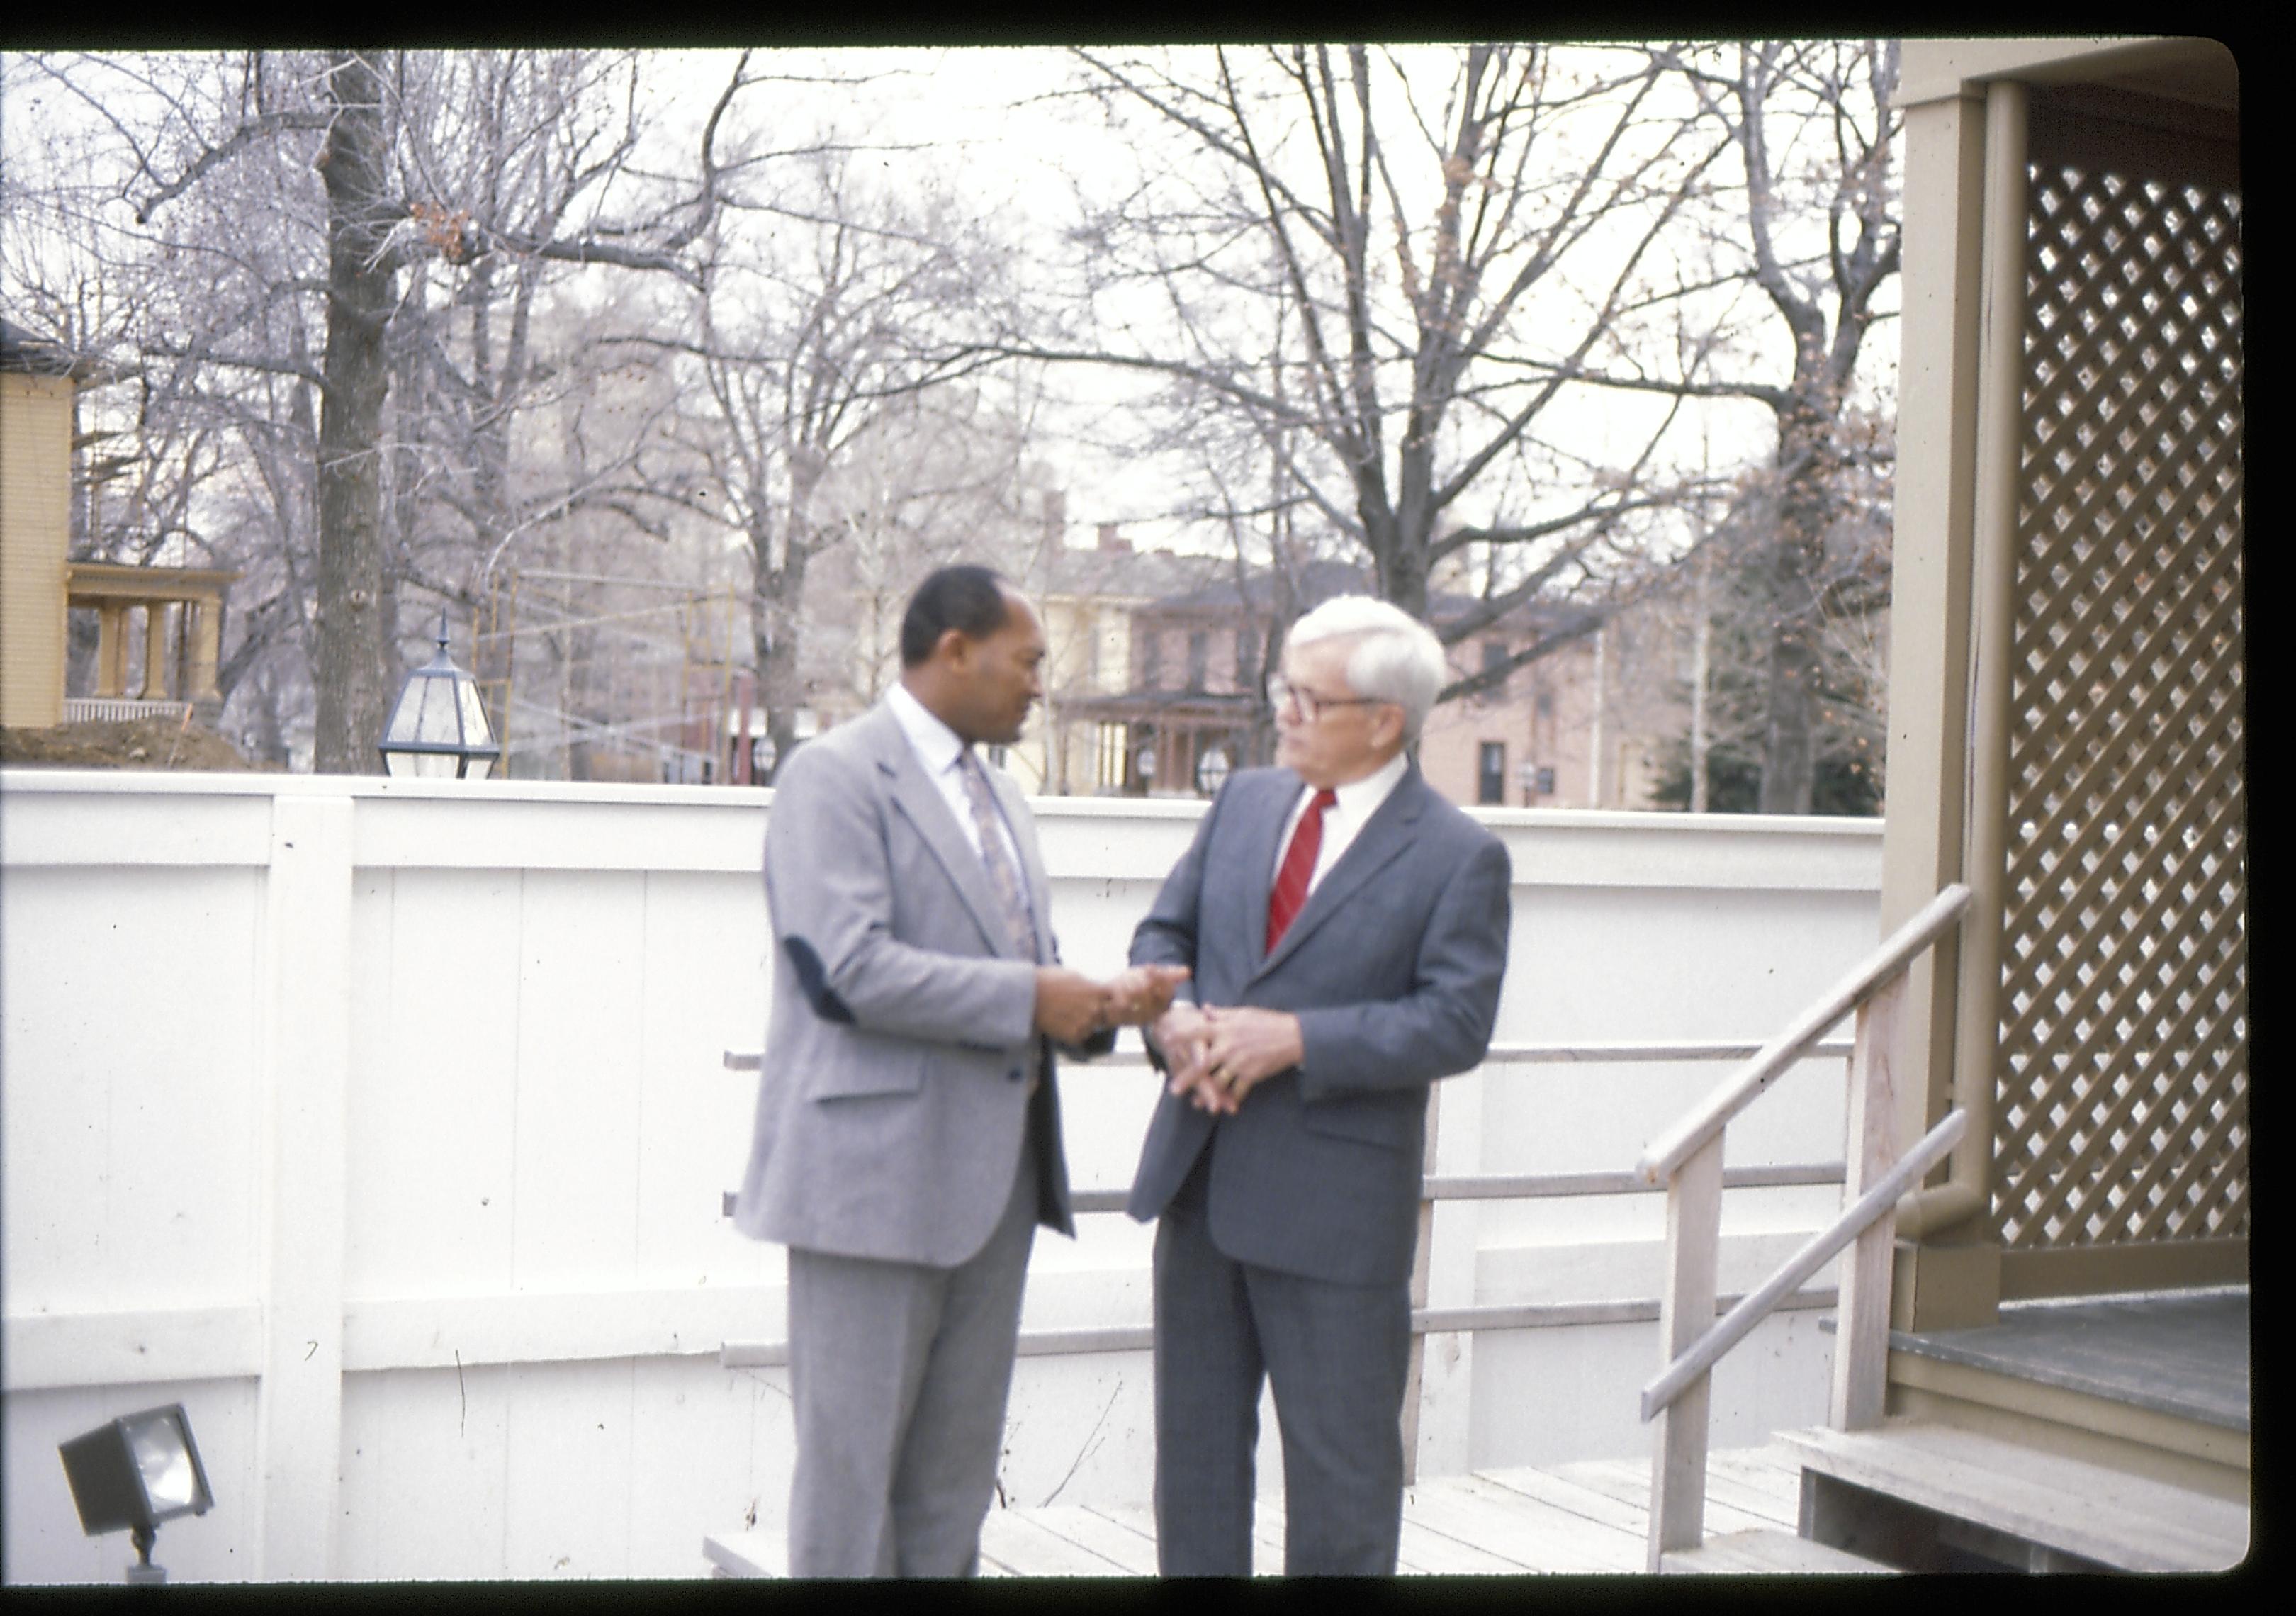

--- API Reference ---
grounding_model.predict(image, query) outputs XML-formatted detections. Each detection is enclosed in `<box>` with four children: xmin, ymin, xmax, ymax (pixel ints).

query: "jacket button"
<box><xmin>1007</xmin><ymin>1067</ymin><xmax>1024</xmax><ymax>1083</ymax></box>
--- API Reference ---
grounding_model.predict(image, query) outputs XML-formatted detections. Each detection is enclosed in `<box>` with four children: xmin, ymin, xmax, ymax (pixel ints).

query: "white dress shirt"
<box><xmin>1270</xmin><ymin>751</ymin><xmax>1410</xmax><ymax>898</ymax></box>
<box><xmin>885</xmin><ymin>681</ymin><xmax>1027</xmax><ymax>875</ymax></box>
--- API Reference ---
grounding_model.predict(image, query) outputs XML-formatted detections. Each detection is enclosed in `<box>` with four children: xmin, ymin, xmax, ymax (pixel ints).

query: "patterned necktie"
<box><xmin>1266</xmin><ymin>787</ymin><xmax>1338</xmax><ymax>951</ymax></box>
<box><xmin>957</xmin><ymin>751</ymin><xmax>1041</xmax><ymax>960</ymax></box>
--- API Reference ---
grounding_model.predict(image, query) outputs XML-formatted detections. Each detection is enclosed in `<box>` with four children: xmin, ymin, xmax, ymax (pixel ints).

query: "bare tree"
<box><xmin>633</xmin><ymin>152</ymin><xmax>1018</xmax><ymax>780</ymax></box>
<box><xmin>1560</xmin><ymin>40</ymin><xmax>1902</xmax><ymax>812</ymax></box>
<box><xmin>12</xmin><ymin>47</ymin><xmax>745</xmax><ymax>770</ymax></box>
<box><xmin>308</xmin><ymin>52</ymin><xmax>400</xmax><ymax>770</ymax></box>
<box><xmin>1652</xmin><ymin>403</ymin><xmax>1894</xmax><ymax>814</ymax></box>
<box><xmin>979</xmin><ymin>45</ymin><xmax>1731</xmax><ymax>691</ymax></box>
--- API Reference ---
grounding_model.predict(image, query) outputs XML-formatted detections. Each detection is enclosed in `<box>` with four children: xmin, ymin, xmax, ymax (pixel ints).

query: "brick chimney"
<box><xmin>1096</xmin><ymin>522</ymin><xmax>1132</xmax><ymax>554</ymax></box>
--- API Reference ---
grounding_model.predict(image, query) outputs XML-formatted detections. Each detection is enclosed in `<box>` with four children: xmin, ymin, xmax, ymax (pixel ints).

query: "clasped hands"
<box><xmin>1031</xmin><ymin>963</ymin><xmax>1192</xmax><ymax>1046</ymax></box>
<box><xmin>1148</xmin><ymin>1001</ymin><xmax>1304</xmax><ymax>1115</ymax></box>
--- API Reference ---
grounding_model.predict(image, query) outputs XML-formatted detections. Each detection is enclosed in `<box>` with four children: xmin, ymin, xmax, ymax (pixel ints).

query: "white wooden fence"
<box><xmin>1</xmin><ymin>770</ymin><xmax>1881</xmax><ymax>1581</ymax></box>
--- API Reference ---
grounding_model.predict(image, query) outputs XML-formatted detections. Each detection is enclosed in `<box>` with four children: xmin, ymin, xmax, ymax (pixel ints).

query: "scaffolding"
<box><xmin>475</xmin><ymin>568</ymin><xmax>753</xmax><ymax>783</ymax></box>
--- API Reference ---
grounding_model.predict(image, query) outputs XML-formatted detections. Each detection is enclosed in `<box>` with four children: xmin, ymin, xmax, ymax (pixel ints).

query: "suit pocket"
<box><xmin>804</xmin><ymin>1043</ymin><xmax>928</xmax><ymax>1101</ymax></box>
<box><xmin>1298</xmin><ymin>1090</ymin><xmax>1419</xmax><ymax>1152</ymax></box>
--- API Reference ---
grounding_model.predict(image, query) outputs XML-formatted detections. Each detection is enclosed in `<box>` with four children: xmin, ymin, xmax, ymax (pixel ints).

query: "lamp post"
<box><xmin>58</xmin><ymin>1403</ymin><xmax>214</xmax><ymax>1584</ymax></box>
<box><xmin>378</xmin><ymin>610</ymin><xmax>500</xmax><ymax>778</ymax></box>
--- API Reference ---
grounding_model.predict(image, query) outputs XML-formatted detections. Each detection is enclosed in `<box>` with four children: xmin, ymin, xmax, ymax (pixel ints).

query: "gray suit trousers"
<box><xmin>786</xmin><ymin>1136</ymin><xmax>1039</xmax><ymax>1577</ymax></box>
<box><xmin>1151</xmin><ymin>1155</ymin><xmax>1413</xmax><ymax>1576</ymax></box>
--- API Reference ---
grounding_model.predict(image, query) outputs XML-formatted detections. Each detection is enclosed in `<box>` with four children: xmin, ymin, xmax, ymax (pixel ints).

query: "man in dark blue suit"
<box><xmin>1127</xmin><ymin>595</ymin><xmax>1512</xmax><ymax>1576</ymax></box>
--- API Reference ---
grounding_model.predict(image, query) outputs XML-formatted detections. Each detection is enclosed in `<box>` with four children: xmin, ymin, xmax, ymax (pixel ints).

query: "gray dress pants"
<box><xmin>784</xmin><ymin>1138</ymin><xmax>1038</xmax><ymax>1577</ymax></box>
<box><xmin>1150</xmin><ymin>1150</ymin><xmax>1414</xmax><ymax>1576</ymax></box>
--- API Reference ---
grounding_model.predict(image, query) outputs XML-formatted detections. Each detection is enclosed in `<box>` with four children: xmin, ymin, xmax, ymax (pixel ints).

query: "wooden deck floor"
<box><xmin>702</xmin><ymin>1441</ymin><xmax>1809</xmax><ymax>1570</ymax></box>
<box><xmin>708</xmin><ymin>1289</ymin><xmax>2261</xmax><ymax>1581</ymax></box>
<box><xmin>979</xmin><ymin>1442</ymin><xmax>1807</xmax><ymax>1576</ymax></box>
<box><xmin>707</xmin><ymin>1442</ymin><xmax>1807</xmax><ymax>1578</ymax></box>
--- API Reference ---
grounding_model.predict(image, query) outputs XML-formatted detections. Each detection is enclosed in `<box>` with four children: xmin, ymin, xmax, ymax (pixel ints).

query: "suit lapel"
<box><xmin>865</xmin><ymin>707</ymin><xmax>1020</xmax><ymax>959</ymax></box>
<box><xmin>1254</xmin><ymin>766</ymin><xmax>1429</xmax><ymax>977</ymax></box>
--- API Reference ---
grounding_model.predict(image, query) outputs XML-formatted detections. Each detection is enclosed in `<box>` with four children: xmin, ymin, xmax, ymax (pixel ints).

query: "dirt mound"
<box><xmin>1</xmin><ymin>716</ymin><xmax>270</xmax><ymax>772</ymax></box>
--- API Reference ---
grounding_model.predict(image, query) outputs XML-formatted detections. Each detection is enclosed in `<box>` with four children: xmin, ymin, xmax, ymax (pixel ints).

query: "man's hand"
<box><xmin>1185</xmin><ymin>1005</ymin><xmax>1306</xmax><ymax>1115</ymax></box>
<box><xmin>1101</xmin><ymin>964</ymin><xmax>1192</xmax><ymax>1027</ymax></box>
<box><xmin>1032</xmin><ymin>967</ymin><xmax>1110</xmax><ymax>1047</ymax></box>
<box><xmin>1149</xmin><ymin>1001</ymin><xmax>1214</xmax><ymax>1098</ymax></box>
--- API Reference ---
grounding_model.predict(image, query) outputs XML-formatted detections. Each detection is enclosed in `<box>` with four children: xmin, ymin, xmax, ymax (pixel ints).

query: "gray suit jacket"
<box><xmin>733</xmin><ymin>700</ymin><xmax>1081</xmax><ymax>1267</ymax></box>
<box><xmin>1127</xmin><ymin>764</ymin><xmax>1510</xmax><ymax>1286</ymax></box>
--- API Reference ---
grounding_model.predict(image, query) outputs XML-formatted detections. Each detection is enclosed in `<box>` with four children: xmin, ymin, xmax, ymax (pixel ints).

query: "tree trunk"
<box><xmin>750</xmin><ymin>527</ymin><xmax>811</xmax><ymax>787</ymax></box>
<box><xmin>1757</xmin><ymin>418</ymin><xmax>1830</xmax><ymax>814</ymax></box>
<box><xmin>1689</xmin><ymin>550</ymin><xmax>1713</xmax><ymax>813</ymax></box>
<box><xmin>313</xmin><ymin>51</ymin><xmax>399</xmax><ymax>773</ymax></box>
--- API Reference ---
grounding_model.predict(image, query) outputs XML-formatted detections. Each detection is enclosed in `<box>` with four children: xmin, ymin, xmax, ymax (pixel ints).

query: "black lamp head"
<box><xmin>59</xmin><ymin>1403</ymin><xmax>214</xmax><ymax>1537</ymax></box>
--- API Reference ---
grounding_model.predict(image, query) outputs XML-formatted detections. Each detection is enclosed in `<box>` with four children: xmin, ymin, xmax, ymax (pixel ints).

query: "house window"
<box><xmin>1480</xmin><ymin>639</ymin><xmax>1509</xmax><ymax>702</ymax></box>
<box><xmin>1478</xmin><ymin>741</ymin><xmax>1506</xmax><ymax>807</ymax></box>
<box><xmin>1141</xmin><ymin>630</ymin><xmax>1163</xmax><ymax>691</ymax></box>
<box><xmin>1187</xmin><ymin>630</ymin><xmax>1209</xmax><ymax>692</ymax></box>
<box><xmin>1235</xmin><ymin>626</ymin><xmax>1259</xmax><ymax>691</ymax></box>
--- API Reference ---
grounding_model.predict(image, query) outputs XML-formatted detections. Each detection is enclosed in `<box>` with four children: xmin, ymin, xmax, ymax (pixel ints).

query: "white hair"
<box><xmin>1284</xmin><ymin>595</ymin><xmax>1447</xmax><ymax>742</ymax></box>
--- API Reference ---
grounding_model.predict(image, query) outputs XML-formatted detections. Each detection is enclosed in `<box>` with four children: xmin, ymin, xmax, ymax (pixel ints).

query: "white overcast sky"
<box><xmin>632</xmin><ymin>46</ymin><xmax>1217</xmax><ymax>544</ymax></box>
<box><xmin>631</xmin><ymin>45</ymin><xmax>1840</xmax><ymax>556</ymax></box>
<box><xmin>4</xmin><ymin>45</ymin><xmax>1888</xmax><ymax>559</ymax></box>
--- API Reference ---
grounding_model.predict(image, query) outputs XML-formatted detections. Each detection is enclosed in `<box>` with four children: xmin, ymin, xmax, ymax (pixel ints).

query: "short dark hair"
<box><xmin>900</xmin><ymin>565</ymin><xmax>1013</xmax><ymax>666</ymax></box>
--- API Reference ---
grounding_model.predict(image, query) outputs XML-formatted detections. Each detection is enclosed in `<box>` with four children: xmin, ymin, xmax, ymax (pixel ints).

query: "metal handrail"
<box><xmin>1635</xmin><ymin>885</ymin><xmax>1971</xmax><ymax>1187</ymax></box>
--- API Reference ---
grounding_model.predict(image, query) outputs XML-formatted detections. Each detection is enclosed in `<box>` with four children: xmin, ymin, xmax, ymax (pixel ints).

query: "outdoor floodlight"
<box><xmin>58</xmin><ymin>1402</ymin><xmax>214</xmax><ymax>1584</ymax></box>
<box><xmin>380</xmin><ymin>610</ymin><xmax>500</xmax><ymax>779</ymax></box>
<box><xmin>1195</xmin><ymin>744</ymin><xmax>1231</xmax><ymax>796</ymax></box>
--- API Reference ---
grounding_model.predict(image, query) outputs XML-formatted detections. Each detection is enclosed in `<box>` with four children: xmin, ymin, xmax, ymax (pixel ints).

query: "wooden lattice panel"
<box><xmin>1993</xmin><ymin>159</ymin><xmax>2245</xmax><ymax>1252</ymax></box>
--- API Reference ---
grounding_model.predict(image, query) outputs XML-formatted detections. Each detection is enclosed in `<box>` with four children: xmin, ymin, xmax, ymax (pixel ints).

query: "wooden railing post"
<box><xmin>1830</xmin><ymin>976</ymin><xmax>1906</xmax><ymax>1431</ymax></box>
<box><xmin>1646</xmin><ymin>1132</ymin><xmax>1723</xmax><ymax>1571</ymax></box>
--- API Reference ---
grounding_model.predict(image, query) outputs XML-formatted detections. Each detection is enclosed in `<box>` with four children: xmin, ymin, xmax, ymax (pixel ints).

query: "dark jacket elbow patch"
<box><xmin>783</xmin><ymin>935</ymin><xmax>856</xmax><ymax>1025</ymax></box>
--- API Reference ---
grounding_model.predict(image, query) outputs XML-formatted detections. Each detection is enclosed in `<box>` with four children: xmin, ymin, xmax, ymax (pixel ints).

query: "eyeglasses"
<box><xmin>1266</xmin><ymin>674</ymin><xmax>1390</xmax><ymax>723</ymax></box>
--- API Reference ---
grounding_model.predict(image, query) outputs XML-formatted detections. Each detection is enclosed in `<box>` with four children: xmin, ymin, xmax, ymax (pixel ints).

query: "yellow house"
<box><xmin>1</xmin><ymin>320</ymin><xmax>76</xmax><ymax>729</ymax></box>
<box><xmin>1</xmin><ymin>318</ymin><xmax>240</xmax><ymax>732</ymax></box>
<box><xmin>1019</xmin><ymin>527</ymin><xmax>1225</xmax><ymax>797</ymax></box>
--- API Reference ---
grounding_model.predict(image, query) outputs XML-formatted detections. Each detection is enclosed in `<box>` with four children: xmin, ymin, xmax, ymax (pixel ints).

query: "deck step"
<box><xmin>1660</xmin><ymin>1528</ymin><xmax>1891</xmax><ymax>1574</ymax></box>
<box><xmin>1777</xmin><ymin>1418</ymin><xmax>2249</xmax><ymax>1573</ymax></box>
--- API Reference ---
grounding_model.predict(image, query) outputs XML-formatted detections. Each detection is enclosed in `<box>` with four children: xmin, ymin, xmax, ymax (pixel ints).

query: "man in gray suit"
<box><xmin>1127</xmin><ymin>595</ymin><xmax>1512</xmax><ymax>1576</ymax></box>
<box><xmin>735</xmin><ymin>565</ymin><xmax>1186</xmax><ymax>1578</ymax></box>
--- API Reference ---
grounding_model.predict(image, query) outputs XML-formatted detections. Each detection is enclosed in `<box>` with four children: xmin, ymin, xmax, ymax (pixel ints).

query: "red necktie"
<box><xmin>1266</xmin><ymin>788</ymin><xmax>1338</xmax><ymax>951</ymax></box>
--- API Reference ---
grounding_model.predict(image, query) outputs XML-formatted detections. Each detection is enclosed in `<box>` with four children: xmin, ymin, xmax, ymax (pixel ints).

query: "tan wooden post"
<box><xmin>188</xmin><ymin>594</ymin><xmax>223</xmax><ymax>702</ymax></box>
<box><xmin>1645</xmin><ymin>1131</ymin><xmax>1723</xmax><ymax>1570</ymax></box>
<box><xmin>1831</xmin><ymin>979</ymin><xmax>1905</xmax><ymax>1430</ymax></box>
<box><xmin>97</xmin><ymin>603</ymin><xmax>128</xmax><ymax>697</ymax></box>
<box><xmin>138</xmin><ymin>601</ymin><xmax>173</xmax><ymax>699</ymax></box>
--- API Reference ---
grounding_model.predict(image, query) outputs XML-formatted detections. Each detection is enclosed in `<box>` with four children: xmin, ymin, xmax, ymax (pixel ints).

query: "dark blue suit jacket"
<box><xmin>1126</xmin><ymin>764</ymin><xmax>1511</xmax><ymax>1286</ymax></box>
